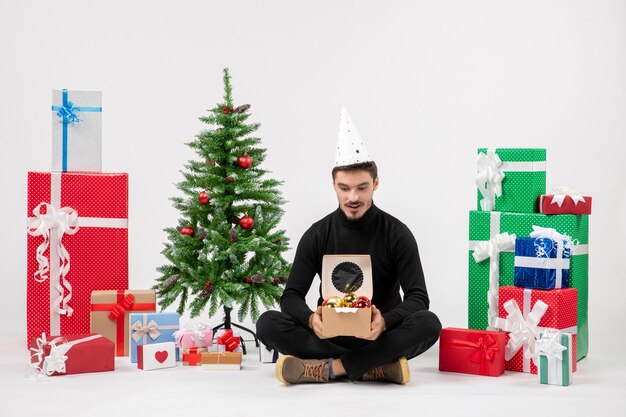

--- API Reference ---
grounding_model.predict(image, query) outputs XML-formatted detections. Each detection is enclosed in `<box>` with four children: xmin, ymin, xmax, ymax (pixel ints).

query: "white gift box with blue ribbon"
<box><xmin>514</xmin><ymin>227</ymin><xmax>572</xmax><ymax>290</ymax></box>
<box><xmin>51</xmin><ymin>89</ymin><xmax>102</xmax><ymax>172</ymax></box>
<box><xmin>129</xmin><ymin>312</ymin><xmax>180</xmax><ymax>363</ymax></box>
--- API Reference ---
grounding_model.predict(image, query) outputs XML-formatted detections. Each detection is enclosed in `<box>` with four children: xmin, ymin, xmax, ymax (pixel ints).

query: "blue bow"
<box><xmin>56</xmin><ymin>100</ymin><xmax>81</xmax><ymax>124</ymax></box>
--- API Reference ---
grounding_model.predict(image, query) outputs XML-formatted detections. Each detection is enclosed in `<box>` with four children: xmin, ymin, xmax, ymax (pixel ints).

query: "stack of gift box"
<box><xmin>27</xmin><ymin>89</ymin><xmax>244</xmax><ymax>376</ymax></box>
<box><xmin>439</xmin><ymin>148</ymin><xmax>591</xmax><ymax>386</ymax></box>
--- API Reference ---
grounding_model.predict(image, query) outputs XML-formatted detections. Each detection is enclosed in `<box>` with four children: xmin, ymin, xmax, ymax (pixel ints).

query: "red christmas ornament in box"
<box><xmin>439</xmin><ymin>328</ymin><xmax>506</xmax><ymax>376</ymax></box>
<box><xmin>27</xmin><ymin>172</ymin><xmax>128</xmax><ymax>345</ymax></box>
<box><xmin>496</xmin><ymin>286</ymin><xmax>578</xmax><ymax>374</ymax></box>
<box><xmin>239</xmin><ymin>215</ymin><xmax>254</xmax><ymax>230</ymax></box>
<box><xmin>353</xmin><ymin>296</ymin><xmax>371</xmax><ymax>308</ymax></box>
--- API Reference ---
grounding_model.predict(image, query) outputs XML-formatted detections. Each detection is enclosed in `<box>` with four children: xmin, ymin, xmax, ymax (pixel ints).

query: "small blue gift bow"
<box><xmin>51</xmin><ymin>89</ymin><xmax>102</xmax><ymax>171</ymax></box>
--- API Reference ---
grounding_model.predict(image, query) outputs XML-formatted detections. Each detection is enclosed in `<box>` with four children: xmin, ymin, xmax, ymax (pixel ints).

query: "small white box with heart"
<box><xmin>137</xmin><ymin>342</ymin><xmax>176</xmax><ymax>371</ymax></box>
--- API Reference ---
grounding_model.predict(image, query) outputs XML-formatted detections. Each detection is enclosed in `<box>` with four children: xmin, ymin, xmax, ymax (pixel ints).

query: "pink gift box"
<box><xmin>174</xmin><ymin>328</ymin><xmax>213</xmax><ymax>349</ymax></box>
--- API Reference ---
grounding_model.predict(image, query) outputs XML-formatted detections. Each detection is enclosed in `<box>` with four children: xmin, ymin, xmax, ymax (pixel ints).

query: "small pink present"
<box><xmin>173</xmin><ymin>325</ymin><xmax>213</xmax><ymax>349</ymax></box>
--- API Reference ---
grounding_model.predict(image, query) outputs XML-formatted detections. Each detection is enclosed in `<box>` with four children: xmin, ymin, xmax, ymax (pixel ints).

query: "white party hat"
<box><xmin>334</xmin><ymin>105</ymin><xmax>373</xmax><ymax>167</ymax></box>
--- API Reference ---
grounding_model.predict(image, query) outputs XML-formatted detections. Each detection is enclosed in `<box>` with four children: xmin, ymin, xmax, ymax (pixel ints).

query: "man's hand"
<box><xmin>309</xmin><ymin>306</ymin><xmax>328</xmax><ymax>339</ymax></box>
<box><xmin>358</xmin><ymin>305</ymin><xmax>386</xmax><ymax>341</ymax></box>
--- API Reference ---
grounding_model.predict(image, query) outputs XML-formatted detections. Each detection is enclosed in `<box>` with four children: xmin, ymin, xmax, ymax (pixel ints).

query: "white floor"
<box><xmin>2</xmin><ymin>334</ymin><xmax>624</xmax><ymax>417</ymax></box>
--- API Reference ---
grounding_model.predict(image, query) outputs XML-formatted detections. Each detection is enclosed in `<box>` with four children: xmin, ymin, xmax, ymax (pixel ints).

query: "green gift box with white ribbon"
<box><xmin>476</xmin><ymin>148</ymin><xmax>546</xmax><ymax>213</ymax></box>
<box><xmin>538</xmin><ymin>331</ymin><xmax>573</xmax><ymax>386</ymax></box>
<box><xmin>468</xmin><ymin>210</ymin><xmax>589</xmax><ymax>361</ymax></box>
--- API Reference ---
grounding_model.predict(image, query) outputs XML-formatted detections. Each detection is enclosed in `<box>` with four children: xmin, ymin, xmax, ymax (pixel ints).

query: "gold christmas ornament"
<box><xmin>342</xmin><ymin>293</ymin><xmax>358</xmax><ymax>307</ymax></box>
<box><xmin>322</xmin><ymin>296</ymin><xmax>343</xmax><ymax>308</ymax></box>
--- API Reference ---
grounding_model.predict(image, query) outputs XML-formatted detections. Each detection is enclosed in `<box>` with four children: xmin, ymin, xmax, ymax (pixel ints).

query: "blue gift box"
<box><xmin>129</xmin><ymin>312</ymin><xmax>180</xmax><ymax>363</ymax></box>
<box><xmin>514</xmin><ymin>237</ymin><xmax>571</xmax><ymax>289</ymax></box>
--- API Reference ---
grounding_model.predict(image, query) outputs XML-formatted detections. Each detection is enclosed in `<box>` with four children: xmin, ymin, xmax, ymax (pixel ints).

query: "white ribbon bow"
<box><xmin>472</xmin><ymin>232</ymin><xmax>517</xmax><ymax>329</ymax></box>
<box><xmin>29</xmin><ymin>333</ymin><xmax>70</xmax><ymax>376</ymax></box>
<box><xmin>548</xmin><ymin>186</ymin><xmax>586</xmax><ymax>207</ymax></box>
<box><xmin>530</xmin><ymin>226</ymin><xmax>573</xmax><ymax>255</ymax></box>
<box><xmin>29</xmin><ymin>333</ymin><xmax>102</xmax><ymax>377</ymax></box>
<box><xmin>494</xmin><ymin>298</ymin><xmax>548</xmax><ymax>364</ymax></box>
<box><xmin>28</xmin><ymin>203</ymin><xmax>79</xmax><ymax>317</ymax></box>
<box><xmin>536</xmin><ymin>329</ymin><xmax>567</xmax><ymax>361</ymax></box>
<box><xmin>131</xmin><ymin>320</ymin><xmax>161</xmax><ymax>343</ymax></box>
<box><xmin>42</xmin><ymin>343</ymin><xmax>70</xmax><ymax>376</ymax></box>
<box><xmin>476</xmin><ymin>150</ymin><xmax>505</xmax><ymax>212</ymax></box>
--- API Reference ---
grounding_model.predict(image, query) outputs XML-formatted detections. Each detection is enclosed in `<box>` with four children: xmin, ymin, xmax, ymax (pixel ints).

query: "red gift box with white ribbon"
<box><xmin>539</xmin><ymin>187</ymin><xmax>592</xmax><ymax>215</ymax></box>
<box><xmin>495</xmin><ymin>286</ymin><xmax>578</xmax><ymax>374</ymax></box>
<box><xmin>27</xmin><ymin>172</ymin><xmax>128</xmax><ymax>345</ymax></box>
<box><xmin>29</xmin><ymin>333</ymin><xmax>114</xmax><ymax>376</ymax></box>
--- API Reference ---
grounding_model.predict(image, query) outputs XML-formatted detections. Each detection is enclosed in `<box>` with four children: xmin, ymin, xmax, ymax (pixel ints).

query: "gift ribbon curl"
<box><xmin>476</xmin><ymin>150</ymin><xmax>505</xmax><ymax>211</ymax></box>
<box><xmin>28</xmin><ymin>202</ymin><xmax>79</xmax><ymax>317</ymax></box>
<box><xmin>472</xmin><ymin>232</ymin><xmax>516</xmax><ymax>329</ymax></box>
<box><xmin>29</xmin><ymin>333</ymin><xmax>102</xmax><ymax>377</ymax></box>
<box><xmin>494</xmin><ymin>299</ymin><xmax>548</xmax><ymax>364</ymax></box>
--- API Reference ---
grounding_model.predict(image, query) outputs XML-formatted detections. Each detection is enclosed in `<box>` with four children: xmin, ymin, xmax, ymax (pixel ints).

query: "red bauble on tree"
<box><xmin>237</xmin><ymin>154</ymin><xmax>253</xmax><ymax>169</ymax></box>
<box><xmin>239</xmin><ymin>215</ymin><xmax>254</xmax><ymax>230</ymax></box>
<box><xmin>245</xmin><ymin>277</ymin><xmax>252</xmax><ymax>284</ymax></box>
<box><xmin>180</xmin><ymin>226</ymin><xmax>195</xmax><ymax>237</ymax></box>
<box><xmin>198</xmin><ymin>191</ymin><xmax>210</xmax><ymax>205</ymax></box>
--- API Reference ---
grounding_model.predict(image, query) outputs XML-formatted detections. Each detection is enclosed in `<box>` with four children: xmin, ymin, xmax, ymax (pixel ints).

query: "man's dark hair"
<box><xmin>332</xmin><ymin>161</ymin><xmax>378</xmax><ymax>180</ymax></box>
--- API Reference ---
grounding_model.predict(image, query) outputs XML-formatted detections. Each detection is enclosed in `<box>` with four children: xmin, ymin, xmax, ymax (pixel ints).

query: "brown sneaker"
<box><xmin>362</xmin><ymin>357</ymin><xmax>410</xmax><ymax>384</ymax></box>
<box><xmin>275</xmin><ymin>355</ymin><xmax>331</xmax><ymax>384</ymax></box>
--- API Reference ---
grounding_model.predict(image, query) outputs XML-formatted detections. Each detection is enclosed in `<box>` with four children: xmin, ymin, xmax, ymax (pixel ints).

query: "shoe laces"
<box><xmin>302</xmin><ymin>360</ymin><xmax>327</xmax><ymax>381</ymax></box>
<box><xmin>368</xmin><ymin>365</ymin><xmax>385</xmax><ymax>380</ymax></box>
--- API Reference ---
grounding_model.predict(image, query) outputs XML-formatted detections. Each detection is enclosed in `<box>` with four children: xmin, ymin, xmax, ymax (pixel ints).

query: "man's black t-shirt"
<box><xmin>280</xmin><ymin>203</ymin><xmax>430</xmax><ymax>330</ymax></box>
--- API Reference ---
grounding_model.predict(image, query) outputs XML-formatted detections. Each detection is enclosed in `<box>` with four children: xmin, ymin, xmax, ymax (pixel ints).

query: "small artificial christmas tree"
<box><xmin>154</xmin><ymin>68</ymin><xmax>290</xmax><ymax>325</ymax></box>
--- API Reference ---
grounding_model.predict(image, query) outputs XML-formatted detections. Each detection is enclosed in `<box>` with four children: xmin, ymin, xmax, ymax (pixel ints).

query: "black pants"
<box><xmin>256</xmin><ymin>309</ymin><xmax>442</xmax><ymax>381</ymax></box>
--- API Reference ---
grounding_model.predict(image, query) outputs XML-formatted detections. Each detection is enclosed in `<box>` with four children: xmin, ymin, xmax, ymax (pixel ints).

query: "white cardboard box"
<box><xmin>137</xmin><ymin>342</ymin><xmax>177</xmax><ymax>371</ymax></box>
<box><xmin>51</xmin><ymin>89</ymin><xmax>102</xmax><ymax>172</ymax></box>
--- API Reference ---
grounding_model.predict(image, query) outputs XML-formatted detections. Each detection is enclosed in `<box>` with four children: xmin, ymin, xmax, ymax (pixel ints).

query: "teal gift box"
<box><xmin>538</xmin><ymin>331</ymin><xmax>573</xmax><ymax>386</ymax></box>
<box><xmin>468</xmin><ymin>210</ymin><xmax>589</xmax><ymax>361</ymax></box>
<box><xmin>476</xmin><ymin>148</ymin><xmax>546</xmax><ymax>213</ymax></box>
<box><xmin>129</xmin><ymin>312</ymin><xmax>180</xmax><ymax>363</ymax></box>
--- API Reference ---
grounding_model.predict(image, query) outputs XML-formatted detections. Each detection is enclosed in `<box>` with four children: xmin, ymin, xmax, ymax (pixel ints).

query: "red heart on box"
<box><xmin>155</xmin><ymin>350</ymin><xmax>168</xmax><ymax>363</ymax></box>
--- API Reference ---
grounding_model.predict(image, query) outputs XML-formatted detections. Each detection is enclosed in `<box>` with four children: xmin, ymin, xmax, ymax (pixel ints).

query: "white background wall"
<box><xmin>1</xmin><ymin>0</ymin><xmax>624</xmax><ymax>353</ymax></box>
